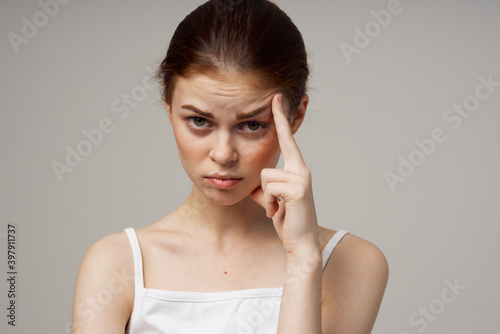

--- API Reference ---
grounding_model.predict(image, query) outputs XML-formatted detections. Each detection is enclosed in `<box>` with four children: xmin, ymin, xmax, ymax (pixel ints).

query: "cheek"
<box><xmin>172</xmin><ymin>126</ymin><xmax>205</xmax><ymax>166</ymax></box>
<box><xmin>241</xmin><ymin>135</ymin><xmax>280</xmax><ymax>167</ymax></box>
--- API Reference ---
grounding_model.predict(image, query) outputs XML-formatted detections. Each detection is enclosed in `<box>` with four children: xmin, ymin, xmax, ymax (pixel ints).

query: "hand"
<box><xmin>250</xmin><ymin>93</ymin><xmax>319</xmax><ymax>255</ymax></box>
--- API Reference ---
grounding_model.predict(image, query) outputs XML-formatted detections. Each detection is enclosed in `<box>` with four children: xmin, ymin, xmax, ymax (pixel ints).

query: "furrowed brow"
<box><xmin>180</xmin><ymin>105</ymin><xmax>270</xmax><ymax>120</ymax></box>
<box><xmin>236</xmin><ymin>106</ymin><xmax>270</xmax><ymax>120</ymax></box>
<box><xmin>181</xmin><ymin>105</ymin><xmax>212</xmax><ymax>118</ymax></box>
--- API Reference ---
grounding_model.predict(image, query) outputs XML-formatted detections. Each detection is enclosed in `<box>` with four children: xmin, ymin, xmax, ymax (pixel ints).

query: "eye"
<box><xmin>185</xmin><ymin>116</ymin><xmax>265</xmax><ymax>137</ymax></box>
<box><xmin>188</xmin><ymin>117</ymin><xmax>208</xmax><ymax>128</ymax></box>
<box><xmin>242</xmin><ymin>121</ymin><xmax>263</xmax><ymax>132</ymax></box>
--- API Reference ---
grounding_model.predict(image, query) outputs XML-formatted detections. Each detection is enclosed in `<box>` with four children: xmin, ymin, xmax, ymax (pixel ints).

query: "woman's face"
<box><xmin>165</xmin><ymin>71</ymin><xmax>286</xmax><ymax>206</ymax></box>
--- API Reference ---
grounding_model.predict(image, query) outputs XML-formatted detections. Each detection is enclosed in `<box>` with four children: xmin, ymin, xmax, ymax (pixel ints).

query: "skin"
<box><xmin>71</xmin><ymin>71</ymin><xmax>389</xmax><ymax>334</ymax></box>
<box><xmin>164</xmin><ymin>71</ymin><xmax>294</xmax><ymax>245</ymax></box>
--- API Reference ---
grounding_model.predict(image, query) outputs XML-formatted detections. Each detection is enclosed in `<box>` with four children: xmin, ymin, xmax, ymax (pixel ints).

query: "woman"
<box><xmin>72</xmin><ymin>0</ymin><xmax>388</xmax><ymax>333</ymax></box>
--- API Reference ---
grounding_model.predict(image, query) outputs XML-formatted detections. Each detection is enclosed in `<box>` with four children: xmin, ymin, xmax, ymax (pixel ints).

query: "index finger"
<box><xmin>271</xmin><ymin>93</ymin><xmax>306</xmax><ymax>170</ymax></box>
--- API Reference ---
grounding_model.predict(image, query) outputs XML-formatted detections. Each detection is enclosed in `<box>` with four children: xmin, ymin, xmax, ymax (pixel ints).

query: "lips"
<box><xmin>206</xmin><ymin>173</ymin><xmax>241</xmax><ymax>179</ymax></box>
<box><xmin>205</xmin><ymin>173</ymin><xmax>242</xmax><ymax>189</ymax></box>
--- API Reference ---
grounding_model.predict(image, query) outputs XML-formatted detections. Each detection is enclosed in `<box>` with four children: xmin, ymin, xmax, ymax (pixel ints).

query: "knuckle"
<box><xmin>295</xmin><ymin>184</ymin><xmax>308</xmax><ymax>199</ymax></box>
<box><xmin>260</xmin><ymin>168</ymin><xmax>271</xmax><ymax>178</ymax></box>
<box><xmin>299</xmin><ymin>167</ymin><xmax>311</xmax><ymax>183</ymax></box>
<box><xmin>303</xmin><ymin>166</ymin><xmax>311</xmax><ymax>178</ymax></box>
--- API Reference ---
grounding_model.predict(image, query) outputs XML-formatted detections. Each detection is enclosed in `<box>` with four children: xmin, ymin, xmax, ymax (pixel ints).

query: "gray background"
<box><xmin>1</xmin><ymin>0</ymin><xmax>499</xmax><ymax>333</ymax></box>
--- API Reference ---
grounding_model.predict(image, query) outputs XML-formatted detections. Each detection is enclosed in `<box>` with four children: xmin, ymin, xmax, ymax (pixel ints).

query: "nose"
<box><xmin>208</xmin><ymin>130</ymin><xmax>238</xmax><ymax>165</ymax></box>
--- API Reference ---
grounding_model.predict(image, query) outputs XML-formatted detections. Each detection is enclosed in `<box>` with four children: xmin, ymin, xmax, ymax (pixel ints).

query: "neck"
<box><xmin>177</xmin><ymin>185</ymin><xmax>274</xmax><ymax>249</ymax></box>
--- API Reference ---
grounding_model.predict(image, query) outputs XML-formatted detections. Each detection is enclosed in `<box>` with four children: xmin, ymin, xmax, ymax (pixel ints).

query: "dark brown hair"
<box><xmin>155</xmin><ymin>0</ymin><xmax>310</xmax><ymax>114</ymax></box>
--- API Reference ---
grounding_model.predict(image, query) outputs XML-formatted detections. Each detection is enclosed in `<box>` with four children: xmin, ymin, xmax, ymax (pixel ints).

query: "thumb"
<box><xmin>249</xmin><ymin>186</ymin><xmax>279</xmax><ymax>218</ymax></box>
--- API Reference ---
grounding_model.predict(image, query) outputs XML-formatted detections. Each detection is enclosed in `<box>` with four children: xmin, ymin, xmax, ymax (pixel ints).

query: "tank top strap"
<box><xmin>322</xmin><ymin>230</ymin><xmax>349</xmax><ymax>271</ymax></box>
<box><xmin>124</xmin><ymin>227</ymin><xmax>145</xmax><ymax>290</ymax></box>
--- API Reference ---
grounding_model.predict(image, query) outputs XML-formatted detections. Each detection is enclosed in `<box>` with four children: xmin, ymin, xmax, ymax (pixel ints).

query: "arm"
<box><xmin>321</xmin><ymin>234</ymin><xmax>389</xmax><ymax>334</ymax></box>
<box><xmin>277</xmin><ymin>234</ymin><xmax>388</xmax><ymax>334</ymax></box>
<box><xmin>277</xmin><ymin>244</ymin><xmax>323</xmax><ymax>333</ymax></box>
<box><xmin>250</xmin><ymin>93</ymin><xmax>388</xmax><ymax>332</ymax></box>
<box><xmin>71</xmin><ymin>233</ymin><xmax>134</xmax><ymax>334</ymax></box>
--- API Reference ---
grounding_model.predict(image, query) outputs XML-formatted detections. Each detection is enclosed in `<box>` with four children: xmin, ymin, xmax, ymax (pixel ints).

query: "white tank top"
<box><xmin>124</xmin><ymin>227</ymin><xmax>349</xmax><ymax>334</ymax></box>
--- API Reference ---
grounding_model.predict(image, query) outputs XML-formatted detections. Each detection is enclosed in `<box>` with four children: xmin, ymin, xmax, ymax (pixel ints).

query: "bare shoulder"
<box><xmin>72</xmin><ymin>231</ymin><xmax>135</xmax><ymax>333</ymax></box>
<box><xmin>78</xmin><ymin>231</ymin><xmax>135</xmax><ymax>284</ymax></box>
<box><xmin>84</xmin><ymin>230</ymin><xmax>133</xmax><ymax>261</ymax></box>
<box><xmin>318</xmin><ymin>225</ymin><xmax>388</xmax><ymax>273</ymax></box>
<box><xmin>319</xmin><ymin>226</ymin><xmax>389</xmax><ymax>333</ymax></box>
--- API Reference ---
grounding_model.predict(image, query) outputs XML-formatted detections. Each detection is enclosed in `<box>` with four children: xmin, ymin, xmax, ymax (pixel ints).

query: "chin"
<box><xmin>202</xmin><ymin>189</ymin><xmax>243</xmax><ymax>206</ymax></box>
<box><xmin>198</xmin><ymin>182</ymin><xmax>256</xmax><ymax>206</ymax></box>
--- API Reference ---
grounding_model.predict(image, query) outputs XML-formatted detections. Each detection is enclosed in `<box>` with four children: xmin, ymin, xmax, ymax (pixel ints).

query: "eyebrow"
<box><xmin>180</xmin><ymin>105</ymin><xmax>270</xmax><ymax>120</ymax></box>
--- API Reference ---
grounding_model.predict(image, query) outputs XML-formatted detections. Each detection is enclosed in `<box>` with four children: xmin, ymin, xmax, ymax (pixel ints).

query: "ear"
<box><xmin>289</xmin><ymin>94</ymin><xmax>309</xmax><ymax>135</ymax></box>
<box><xmin>164</xmin><ymin>101</ymin><xmax>172</xmax><ymax>123</ymax></box>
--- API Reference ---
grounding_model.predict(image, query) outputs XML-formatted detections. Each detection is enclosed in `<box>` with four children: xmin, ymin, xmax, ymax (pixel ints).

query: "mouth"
<box><xmin>205</xmin><ymin>174</ymin><xmax>243</xmax><ymax>189</ymax></box>
<box><xmin>206</xmin><ymin>173</ymin><xmax>242</xmax><ymax>179</ymax></box>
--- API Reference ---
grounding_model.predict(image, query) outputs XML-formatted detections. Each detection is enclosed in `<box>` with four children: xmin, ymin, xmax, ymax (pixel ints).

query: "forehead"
<box><xmin>173</xmin><ymin>71</ymin><xmax>278</xmax><ymax>113</ymax></box>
